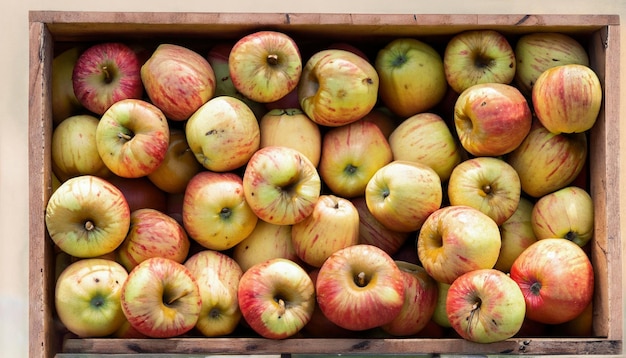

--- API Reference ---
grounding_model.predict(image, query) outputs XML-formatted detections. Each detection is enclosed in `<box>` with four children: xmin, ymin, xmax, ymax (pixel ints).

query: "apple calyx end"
<box><xmin>530</xmin><ymin>281</ymin><xmax>541</xmax><ymax>296</ymax></box>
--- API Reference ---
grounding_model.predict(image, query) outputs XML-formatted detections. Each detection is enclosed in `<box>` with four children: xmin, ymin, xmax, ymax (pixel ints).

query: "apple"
<box><xmin>258</xmin><ymin>108</ymin><xmax>322</xmax><ymax>167</ymax></box>
<box><xmin>116</xmin><ymin>208</ymin><xmax>190</xmax><ymax>272</ymax></box>
<box><xmin>514</xmin><ymin>32</ymin><xmax>590</xmax><ymax>98</ymax></box>
<box><xmin>232</xmin><ymin>220</ymin><xmax>301</xmax><ymax>272</ymax></box>
<box><xmin>493</xmin><ymin>197</ymin><xmax>538</xmax><ymax>273</ymax></box>
<box><xmin>417</xmin><ymin>205</ymin><xmax>501</xmax><ymax>285</ymax></box>
<box><xmin>327</xmin><ymin>42</ymin><xmax>369</xmax><ymax>60</ymax></box>
<box><xmin>229</xmin><ymin>30</ymin><xmax>302</xmax><ymax>103</ymax></box>
<box><xmin>113</xmin><ymin>319</ymin><xmax>148</xmax><ymax>338</ymax></box>
<box><xmin>431</xmin><ymin>281</ymin><xmax>452</xmax><ymax>328</ymax></box>
<box><xmin>165</xmin><ymin>192</ymin><xmax>184</xmax><ymax>226</ymax></box>
<box><xmin>96</xmin><ymin>98</ymin><xmax>169</xmax><ymax>178</ymax></box>
<box><xmin>121</xmin><ymin>257</ymin><xmax>202</xmax><ymax>338</ymax></box>
<box><xmin>316</xmin><ymin>244</ymin><xmax>405</xmax><ymax>331</ymax></box>
<box><xmin>509</xmin><ymin>238</ymin><xmax>594</xmax><ymax>325</ymax></box>
<box><xmin>532</xmin><ymin>64</ymin><xmax>603</xmax><ymax>134</ymax></box>
<box><xmin>375</xmin><ymin>38</ymin><xmax>447</xmax><ymax>118</ymax></box>
<box><xmin>52</xmin><ymin>46</ymin><xmax>83</xmax><ymax>125</ymax></box>
<box><xmin>206</xmin><ymin>42</ymin><xmax>268</xmax><ymax>118</ymax></box>
<box><xmin>141</xmin><ymin>43</ymin><xmax>215</xmax><ymax>121</ymax></box>
<box><xmin>185</xmin><ymin>95</ymin><xmax>260</xmax><ymax>172</ymax></box>
<box><xmin>444</xmin><ymin>29</ymin><xmax>516</xmax><ymax>94</ymax></box>
<box><xmin>291</xmin><ymin>194</ymin><xmax>360</xmax><ymax>268</ymax></box>
<box><xmin>380</xmin><ymin>261</ymin><xmax>438</xmax><ymax>336</ymax></box>
<box><xmin>55</xmin><ymin>258</ymin><xmax>128</xmax><ymax>337</ymax></box>
<box><xmin>238</xmin><ymin>258</ymin><xmax>315</xmax><ymax>339</ymax></box>
<box><xmin>365</xmin><ymin>160</ymin><xmax>442</xmax><ymax>233</ymax></box>
<box><xmin>319</xmin><ymin>119</ymin><xmax>393</xmax><ymax>198</ymax></box>
<box><xmin>506</xmin><ymin>120</ymin><xmax>587</xmax><ymax>198</ymax></box>
<box><xmin>360</xmin><ymin>106</ymin><xmax>399</xmax><ymax>140</ymax></box>
<box><xmin>454</xmin><ymin>82</ymin><xmax>532</xmax><ymax>157</ymax></box>
<box><xmin>107</xmin><ymin>175</ymin><xmax>168</xmax><ymax>213</ymax></box>
<box><xmin>51</xmin><ymin>114</ymin><xmax>111</xmax><ymax>181</ymax></box>
<box><xmin>184</xmin><ymin>250</ymin><xmax>243</xmax><ymax>337</ymax></box>
<box><xmin>298</xmin><ymin>49</ymin><xmax>379</xmax><ymax>127</ymax></box>
<box><xmin>388</xmin><ymin>112</ymin><xmax>462</xmax><ymax>182</ymax></box>
<box><xmin>447</xmin><ymin>156</ymin><xmax>521</xmax><ymax>226</ymax></box>
<box><xmin>243</xmin><ymin>145</ymin><xmax>321</xmax><ymax>225</ymax></box>
<box><xmin>72</xmin><ymin>42</ymin><xmax>143</xmax><ymax>115</ymax></box>
<box><xmin>446</xmin><ymin>268</ymin><xmax>526</xmax><ymax>343</ymax></box>
<box><xmin>531</xmin><ymin>186</ymin><xmax>594</xmax><ymax>247</ymax></box>
<box><xmin>301</xmin><ymin>269</ymin><xmax>358</xmax><ymax>338</ymax></box>
<box><xmin>351</xmin><ymin>195</ymin><xmax>410</xmax><ymax>256</ymax></box>
<box><xmin>183</xmin><ymin>171</ymin><xmax>258</xmax><ymax>251</ymax></box>
<box><xmin>147</xmin><ymin>128</ymin><xmax>204</xmax><ymax>194</ymax></box>
<box><xmin>550</xmin><ymin>301</ymin><xmax>593</xmax><ymax>337</ymax></box>
<box><xmin>45</xmin><ymin>175</ymin><xmax>130</xmax><ymax>258</ymax></box>
<box><xmin>264</xmin><ymin>86</ymin><xmax>301</xmax><ymax>111</ymax></box>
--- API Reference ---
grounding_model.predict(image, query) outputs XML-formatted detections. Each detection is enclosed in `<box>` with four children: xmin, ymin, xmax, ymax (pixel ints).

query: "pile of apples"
<box><xmin>48</xmin><ymin>28</ymin><xmax>601</xmax><ymax>344</ymax></box>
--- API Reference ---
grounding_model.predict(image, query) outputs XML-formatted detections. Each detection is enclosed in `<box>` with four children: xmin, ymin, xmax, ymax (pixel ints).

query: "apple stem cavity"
<box><xmin>267</xmin><ymin>54</ymin><xmax>279</xmax><ymax>66</ymax></box>
<box><xmin>101</xmin><ymin>65</ymin><xmax>114</xmax><ymax>84</ymax></box>
<box><xmin>164</xmin><ymin>289</ymin><xmax>190</xmax><ymax>306</ymax></box>
<box><xmin>466</xmin><ymin>298</ymin><xmax>482</xmax><ymax>332</ymax></box>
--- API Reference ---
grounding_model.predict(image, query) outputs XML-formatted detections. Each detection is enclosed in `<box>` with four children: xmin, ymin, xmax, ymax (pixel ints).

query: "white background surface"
<box><xmin>2</xmin><ymin>1</ymin><xmax>626</xmax><ymax>357</ymax></box>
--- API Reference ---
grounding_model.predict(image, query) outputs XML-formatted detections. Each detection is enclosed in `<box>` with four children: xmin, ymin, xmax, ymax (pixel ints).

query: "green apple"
<box><xmin>299</xmin><ymin>49</ymin><xmax>379</xmax><ymax>127</ymax></box>
<box><xmin>55</xmin><ymin>258</ymin><xmax>128</xmax><ymax>337</ymax></box>
<box><xmin>183</xmin><ymin>171</ymin><xmax>258</xmax><ymax>251</ymax></box>
<box><xmin>375</xmin><ymin>38</ymin><xmax>447</xmax><ymax>118</ymax></box>
<box><xmin>232</xmin><ymin>220</ymin><xmax>301</xmax><ymax>272</ymax></box>
<box><xmin>51</xmin><ymin>46</ymin><xmax>83</xmax><ymax>125</ymax></box>
<box><xmin>531</xmin><ymin>186</ymin><xmax>594</xmax><ymax>247</ymax></box>
<box><xmin>388</xmin><ymin>112</ymin><xmax>462</xmax><ymax>182</ymax></box>
<box><xmin>365</xmin><ymin>160</ymin><xmax>442</xmax><ymax>233</ymax></box>
<box><xmin>185</xmin><ymin>95</ymin><xmax>260</xmax><ymax>172</ymax></box>
<box><xmin>45</xmin><ymin>175</ymin><xmax>131</xmax><ymax>258</ymax></box>
<box><xmin>447</xmin><ymin>156</ymin><xmax>521</xmax><ymax>225</ymax></box>
<box><xmin>319</xmin><ymin>119</ymin><xmax>393</xmax><ymax>198</ymax></box>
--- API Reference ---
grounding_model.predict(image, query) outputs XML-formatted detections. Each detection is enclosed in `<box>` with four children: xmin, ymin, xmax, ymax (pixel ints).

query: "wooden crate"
<box><xmin>29</xmin><ymin>11</ymin><xmax>622</xmax><ymax>357</ymax></box>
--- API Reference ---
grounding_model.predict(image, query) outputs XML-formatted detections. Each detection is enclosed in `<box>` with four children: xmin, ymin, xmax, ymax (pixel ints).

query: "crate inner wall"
<box><xmin>28</xmin><ymin>12</ymin><xmax>622</xmax><ymax>357</ymax></box>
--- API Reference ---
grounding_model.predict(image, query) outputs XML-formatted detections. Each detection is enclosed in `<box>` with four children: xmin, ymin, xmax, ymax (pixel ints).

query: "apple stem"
<box><xmin>482</xmin><ymin>184</ymin><xmax>493</xmax><ymax>195</ymax></box>
<box><xmin>117</xmin><ymin>132</ymin><xmax>132</xmax><ymax>141</ymax></box>
<box><xmin>277</xmin><ymin>298</ymin><xmax>286</xmax><ymax>317</ymax></box>
<box><xmin>166</xmin><ymin>290</ymin><xmax>190</xmax><ymax>305</ymax></box>
<box><xmin>84</xmin><ymin>220</ymin><xmax>95</xmax><ymax>231</ymax></box>
<box><xmin>267</xmin><ymin>54</ymin><xmax>279</xmax><ymax>66</ymax></box>
<box><xmin>356</xmin><ymin>271</ymin><xmax>366</xmax><ymax>286</ymax></box>
<box><xmin>102</xmin><ymin>65</ymin><xmax>113</xmax><ymax>84</ymax></box>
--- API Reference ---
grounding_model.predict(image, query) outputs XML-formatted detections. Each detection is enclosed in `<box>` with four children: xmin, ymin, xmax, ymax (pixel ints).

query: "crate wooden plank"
<box><xmin>28</xmin><ymin>11</ymin><xmax>623</xmax><ymax>357</ymax></box>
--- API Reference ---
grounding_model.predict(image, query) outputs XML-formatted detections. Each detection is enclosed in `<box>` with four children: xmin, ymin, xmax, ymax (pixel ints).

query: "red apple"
<box><xmin>351</xmin><ymin>195</ymin><xmax>410</xmax><ymax>256</ymax></box>
<box><xmin>72</xmin><ymin>42</ymin><xmax>143</xmax><ymax>115</ymax></box>
<box><xmin>229</xmin><ymin>30</ymin><xmax>302</xmax><ymax>103</ymax></box>
<box><xmin>299</xmin><ymin>49</ymin><xmax>379</xmax><ymax>127</ymax></box>
<box><xmin>509</xmin><ymin>238</ymin><xmax>594</xmax><ymax>325</ymax></box>
<box><xmin>532</xmin><ymin>64</ymin><xmax>602</xmax><ymax>134</ymax></box>
<box><xmin>183</xmin><ymin>171</ymin><xmax>258</xmax><ymax>251</ymax></box>
<box><xmin>291</xmin><ymin>194</ymin><xmax>360</xmax><ymax>268</ymax></box>
<box><xmin>107</xmin><ymin>175</ymin><xmax>168</xmax><ymax>213</ymax></box>
<box><xmin>121</xmin><ymin>257</ymin><xmax>202</xmax><ymax>338</ymax></box>
<box><xmin>380</xmin><ymin>261</ymin><xmax>438</xmax><ymax>336</ymax></box>
<box><xmin>417</xmin><ymin>205</ymin><xmax>501</xmax><ymax>285</ymax></box>
<box><xmin>116</xmin><ymin>208</ymin><xmax>190</xmax><ymax>272</ymax></box>
<box><xmin>141</xmin><ymin>43</ymin><xmax>216</xmax><ymax>121</ymax></box>
<box><xmin>319</xmin><ymin>119</ymin><xmax>393</xmax><ymax>198</ymax></box>
<box><xmin>446</xmin><ymin>268</ymin><xmax>526</xmax><ymax>343</ymax></box>
<box><xmin>454</xmin><ymin>82</ymin><xmax>532</xmax><ymax>157</ymax></box>
<box><xmin>96</xmin><ymin>98</ymin><xmax>170</xmax><ymax>178</ymax></box>
<box><xmin>238</xmin><ymin>258</ymin><xmax>315</xmax><ymax>339</ymax></box>
<box><xmin>315</xmin><ymin>244</ymin><xmax>405</xmax><ymax>331</ymax></box>
<box><xmin>243</xmin><ymin>146</ymin><xmax>321</xmax><ymax>225</ymax></box>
